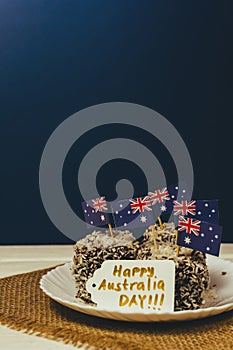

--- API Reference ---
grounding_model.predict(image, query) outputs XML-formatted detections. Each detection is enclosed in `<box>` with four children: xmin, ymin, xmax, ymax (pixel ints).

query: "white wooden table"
<box><xmin>0</xmin><ymin>244</ymin><xmax>232</xmax><ymax>350</ymax></box>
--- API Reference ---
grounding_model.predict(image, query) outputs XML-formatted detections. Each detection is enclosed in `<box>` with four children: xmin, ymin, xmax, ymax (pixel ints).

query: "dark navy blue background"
<box><xmin>0</xmin><ymin>1</ymin><xmax>232</xmax><ymax>243</ymax></box>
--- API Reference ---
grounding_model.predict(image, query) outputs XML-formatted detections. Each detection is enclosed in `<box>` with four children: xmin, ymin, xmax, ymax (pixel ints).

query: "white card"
<box><xmin>86</xmin><ymin>260</ymin><xmax>175</xmax><ymax>313</ymax></box>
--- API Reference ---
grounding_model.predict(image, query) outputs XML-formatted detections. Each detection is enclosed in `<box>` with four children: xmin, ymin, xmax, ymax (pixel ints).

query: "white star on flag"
<box><xmin>140</xmin><ymin>215</ymin><xmax>147</xmax><ymax>223</ymax></box>
<box><xmin>184</xmin><ymin>236</ymin><xmax>191</xmax><ymax>245</ymax></box>
<box><xmin>160</xmin><ymin>205</ymin><xmax>167</xmax><ymax>212</ymax></box>
<box><xmin>100</xmin><ymin>215</ymin><xmax>106</xmax><ymax>222</ymax></box>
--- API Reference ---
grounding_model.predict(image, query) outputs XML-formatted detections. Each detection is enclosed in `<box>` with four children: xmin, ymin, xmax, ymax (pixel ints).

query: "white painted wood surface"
<box><xmin>0</xmin><ymin>244</ymin><xmax>232</xmax><ymax>349</ymax></box>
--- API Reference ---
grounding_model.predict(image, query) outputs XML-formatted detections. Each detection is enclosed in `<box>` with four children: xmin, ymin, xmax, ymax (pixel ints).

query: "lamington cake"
<box><xmin>72</xmin><ymin>223</ymin><xmax>210</xmax><ymax>311</ymax></box>
<box><xmin>142</xmin><ymin>223</ymin><xmax>210</xmax><ymax>310</ymax></box>
<box><xmin>72</xmin><ymin>230</ymin><xmax>140</xmax><ymax>304</ymax></box>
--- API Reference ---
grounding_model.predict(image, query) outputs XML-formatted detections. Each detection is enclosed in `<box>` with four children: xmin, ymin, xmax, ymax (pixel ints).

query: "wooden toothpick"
<box><xmin>108</xmin><ymin>224</ymin><xmax>114</xmax><ymax>239</ymax></box>
<box><xmin>151</xmin><ymin>225</ymin><xmax>157</xmax><ymax>251</ymax></box>
<box><xmin>175</xmin><ymin>229</ymin><xmax>180</xmax><ymax>256</ymax></box>
<box><xmin>157</xmin><ymin>216</ymin><xmax>163</xmax><ymax>229</ymax></box>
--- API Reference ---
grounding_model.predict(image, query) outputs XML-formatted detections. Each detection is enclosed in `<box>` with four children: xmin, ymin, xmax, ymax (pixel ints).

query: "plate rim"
<box><xmin>39</xmin><ymin>257</ymin><xmax>233</xmax><ymax>322</ymax></box>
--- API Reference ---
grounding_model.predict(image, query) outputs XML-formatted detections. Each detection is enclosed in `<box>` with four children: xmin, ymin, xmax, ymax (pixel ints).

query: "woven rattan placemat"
<box><xmin>0</xmin><ymin>265</ymin><xmax>233</xmax><ymax>350</ymax></box>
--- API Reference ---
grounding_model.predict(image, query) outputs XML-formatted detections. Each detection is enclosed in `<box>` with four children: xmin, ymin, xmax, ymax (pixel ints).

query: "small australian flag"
<box><xmin>112</xmin><ymin>196</ymin><xmax>155</xmax><ymax>230</ymax></box>
<box><xmin>173</xmin><ymin>199</ymin><xmax>219</xmax><ymax>224</ymax></box>
<box><xmin>177</xmin><ymin>216</ymin><xmax>222</xmax><ymax>256</ymax></box>
<box><xmin>82</xmin><ymin>196</ymin><xmax>110</xmax><ymax>227</ymax></box>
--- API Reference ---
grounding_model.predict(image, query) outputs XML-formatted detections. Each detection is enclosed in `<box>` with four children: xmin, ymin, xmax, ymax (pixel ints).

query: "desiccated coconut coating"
<box><xmin>141</xmin><ymin>224</ymin><xmax>210</xmax><ymax>310</ymax></box>
<box><xmin>174</xmin><ymin>250</ymin><xmax>209</xmax><ymax>310</ymax></box>
<box><xmin>72</xmin><ymin>230</ymin><xmax>140</xmax><ymax>304</ymax></box>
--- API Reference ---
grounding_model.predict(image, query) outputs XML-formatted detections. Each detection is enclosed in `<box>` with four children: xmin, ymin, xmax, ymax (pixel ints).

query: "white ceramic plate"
<box><xmin>40</xmin><ymin>256</ymin><xmax>233</xmax><ymax>322</ymax></box>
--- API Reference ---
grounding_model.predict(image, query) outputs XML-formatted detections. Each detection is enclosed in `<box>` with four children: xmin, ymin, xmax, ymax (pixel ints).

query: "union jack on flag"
<box><xmin>177</xmin><ymin>216</ymin><xmax>222</xmax><ymax>256</ymax></box>
<box><xmin>129</xmin><ymin>196</ymin><xmax>152</xmax><ymax>214</ymax></box>
<box><xmin>148</xmin><ymin>187</ymin><xmax>170</xmax><ymax>205</ymax></box>
<box><xmin>92</xmin><ymin>196</ymin><xmax>108</xmax><ymax>212</ymax></box>
<box><xmin>178</xmin><ymin>216</ymin><xmax>201</xmax><ymax>236</ymax></box>
<box><xmin>173</xmin><ymin>199</ymin><xmax>219</xmax><ymax>224</ymax></box>
<box><xmin>173</xmin><ymin>200</ymin><xmax>196</xmax><ymax>216</ymax></box>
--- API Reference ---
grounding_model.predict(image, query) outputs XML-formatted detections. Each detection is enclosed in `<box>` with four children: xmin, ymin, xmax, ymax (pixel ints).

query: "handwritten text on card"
<box><xmin>86</xmin><ymin>260</ymin><xmax>175</xmax><ymax>312</ymax></box>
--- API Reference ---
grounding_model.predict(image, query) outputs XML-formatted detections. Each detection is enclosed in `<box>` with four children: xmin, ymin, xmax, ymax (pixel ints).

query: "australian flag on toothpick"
<box><xmin>112</xmin><ymin>196</ymin><xmax>155</xmax><ymax>230</ymax></box>
<box><xmin>177</xmin><ymin>216</ymin><xmax>222</xmax><ymax>256</ymax></box>
<box><xmin>173</xmin><ymin>199</ymin><xmax>219</xmax><ymax>224</ymax></box>
<box><xmin>82</xmin><ymin>196</ymin><xmax>110</xmax><ymax>227</ymax></box>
